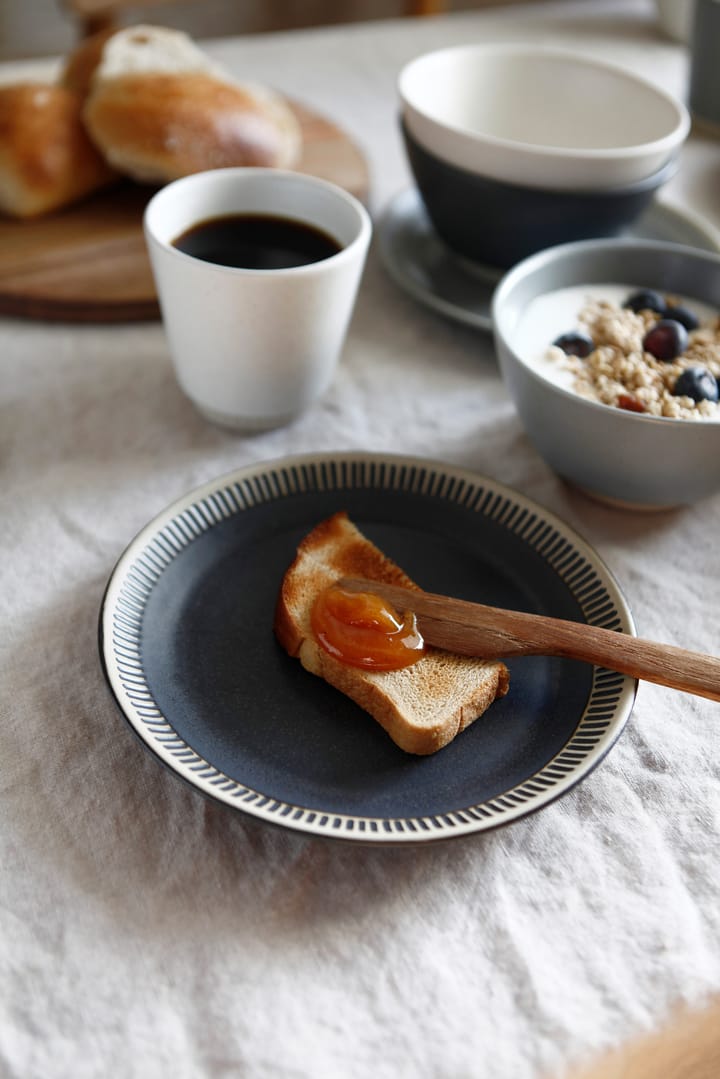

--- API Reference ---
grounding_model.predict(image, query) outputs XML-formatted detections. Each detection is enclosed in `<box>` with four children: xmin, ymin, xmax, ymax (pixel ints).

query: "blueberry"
<box><xmin>552</xmin><ymin>331</ymin><xmax>594</xmax><ymax>358</ymax></box>
<box><xmin>642</xmin><ymin>319</ymin><xmax>689</xmax><ymax>361</ymax></box>
<box><xmin>672</xmin><ymin>366</ymin><xmax>719</xmax><ymax>403</ymax></box>
<box><xmin>664</xmin><ymin>304</ymin><xmax>700</xmax><ymax>332</ymax></box>
<box><xmin>623</xmin><ymin>289</ymin><xmax>667</xmax><ymax>316</ymax></box>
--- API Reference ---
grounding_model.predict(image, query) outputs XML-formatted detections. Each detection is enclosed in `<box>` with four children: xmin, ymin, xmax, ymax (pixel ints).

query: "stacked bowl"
<box><xmin>398</xmin><ymin>44</ymin><xmax>690</xmax><ymax>269</ymax></box>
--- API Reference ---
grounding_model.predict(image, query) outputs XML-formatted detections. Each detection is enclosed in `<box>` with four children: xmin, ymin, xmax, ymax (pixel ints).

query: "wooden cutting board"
<box><xmin>0</xmin><ymin>101</ymin><xmax>370</xmax><ymax>322</ymax></box>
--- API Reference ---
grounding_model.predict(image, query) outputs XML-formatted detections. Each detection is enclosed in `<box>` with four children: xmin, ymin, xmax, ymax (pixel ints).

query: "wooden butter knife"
<box><xmin>337</xmin><ymin>577</ymin><xmax>720</xmax><ymax>702</ymax></box>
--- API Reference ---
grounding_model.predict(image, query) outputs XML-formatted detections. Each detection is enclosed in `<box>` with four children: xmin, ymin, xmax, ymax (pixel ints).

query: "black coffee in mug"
<box><xmin>172</xmin><ymin>213</ymin><xmax>342</xmax><ymax>270</ymax></box>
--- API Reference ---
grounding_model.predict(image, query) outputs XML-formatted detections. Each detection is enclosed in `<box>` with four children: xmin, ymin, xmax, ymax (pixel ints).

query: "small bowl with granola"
<box><xmin>492</xmin><ymin>238</ymin><xmax>720</xmax><ymax>508</ymax></box>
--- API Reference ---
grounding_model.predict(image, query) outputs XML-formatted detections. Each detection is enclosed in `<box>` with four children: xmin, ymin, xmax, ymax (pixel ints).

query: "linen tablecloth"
<box><xmin>2</xmin><ymin>3</ymin><xmax>719</xmax><ymax>1076</ymax></box>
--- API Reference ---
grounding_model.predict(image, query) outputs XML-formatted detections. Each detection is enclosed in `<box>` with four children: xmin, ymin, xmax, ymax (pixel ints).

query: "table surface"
<box><xmin>3</xmin><ymin>3</ymin><xmax>719</xmax><ymax>1077</ymax></box>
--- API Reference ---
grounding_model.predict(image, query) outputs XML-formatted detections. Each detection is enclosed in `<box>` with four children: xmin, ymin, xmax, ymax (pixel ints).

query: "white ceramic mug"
<box><xmin>144</xmin><ymin>168</ymin><xmax>371</xmax><ymax>430</ymax></box>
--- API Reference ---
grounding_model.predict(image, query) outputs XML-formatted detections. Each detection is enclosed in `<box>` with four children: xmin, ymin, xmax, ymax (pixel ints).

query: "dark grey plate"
<box><xmin>99</xmin><ymin>452</ymin><xmax>637</xmax><ymax>843</ymax></box>
<box><xmin>378</xmin><ymin>188</ymin><xmax>720</xmax><ymax>331</ymax></box>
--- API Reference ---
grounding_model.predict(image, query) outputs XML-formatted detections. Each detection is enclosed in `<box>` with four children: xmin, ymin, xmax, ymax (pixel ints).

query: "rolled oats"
<box><xmin>547</xmin><ymin>294</ymin><xmax>720</xmax><ymax>420</ymax></box>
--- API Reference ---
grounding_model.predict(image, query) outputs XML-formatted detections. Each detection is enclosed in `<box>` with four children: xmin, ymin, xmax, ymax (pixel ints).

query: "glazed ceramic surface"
<box><xmin>402</xmin><ymin>122</ymin><xmax>677</xmax><ymax>268</ymax></box>
<box><xmin>399</xmin><ymin>44</ymin><xmax>690</xmax><ymax>191</ymax></box>
<box><xmin>144</xmin><ymin>168</ymin><xmax>371</xmax><ymax>430</ymax></box>
<box><xmin>492</xmin><ymin>239</ymin><xmax>720</xmax><ymax>507</ymax></box>
<box><xmin>100</xmin><ymin>453</ymin><xmax>636</xmax><ymax>843</ymax></box>
<box><xmin>377</xmin><ymin>187</ymin><xmax>720</xmax><ymax>330</ymax></box>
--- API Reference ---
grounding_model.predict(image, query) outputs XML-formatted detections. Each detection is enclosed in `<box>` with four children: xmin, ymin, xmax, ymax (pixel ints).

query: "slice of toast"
<box><xmin>274</xmin><ymin>512</ymin><xmax>509</xmax><ymax>755</ymax></box>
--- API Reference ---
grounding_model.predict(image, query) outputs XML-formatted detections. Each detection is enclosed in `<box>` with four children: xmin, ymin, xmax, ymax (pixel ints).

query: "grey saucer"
<box><xmin>377</xmin><ymin>188</ymin><xmax>720</xmax><ymax>331</ymax></box>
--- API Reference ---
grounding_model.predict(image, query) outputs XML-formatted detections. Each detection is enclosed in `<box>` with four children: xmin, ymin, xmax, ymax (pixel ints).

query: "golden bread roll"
<box><xmin>84</xmin><ymin>71</ymin><xmax>302</xmax><ymax>182</ymax></box>
<box><xmin>0</xmin><ymin>83</ymin><xmax>116</xmax><ymax>218</ymax></box>
<box><xmin>80</xmin><ymin>25</ymin><xmax>302</xmax><ymax>182</ymax></box>
<box><xmin>60</xmin><ymin>27</ymin><xmax>116</xmax><ymax>98</ymax></box>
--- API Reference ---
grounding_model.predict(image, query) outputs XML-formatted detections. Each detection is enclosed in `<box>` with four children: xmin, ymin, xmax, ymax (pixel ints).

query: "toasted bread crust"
<box><xmin>274</xmin><ymin>512</ymin><xmax>509</xmax><ymax>755</ymax></box>
<box><xmin>274</xmin><ymin>512</ymin><xmax>417</xmax><ymax>657</ymax></box>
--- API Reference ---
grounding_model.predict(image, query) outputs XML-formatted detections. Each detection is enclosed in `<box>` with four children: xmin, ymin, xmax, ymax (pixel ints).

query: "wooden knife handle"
<box><xmin>339</xmin><ymin>578</ymin><xmax>720</xmax><ymax>702</ymax></box>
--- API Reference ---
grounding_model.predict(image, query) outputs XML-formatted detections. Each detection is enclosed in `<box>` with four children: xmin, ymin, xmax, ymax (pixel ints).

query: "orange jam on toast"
<box><xmin>311</xmin><ymin>585</ymin><xmax>425</xmax><ymax>671</ymax></box>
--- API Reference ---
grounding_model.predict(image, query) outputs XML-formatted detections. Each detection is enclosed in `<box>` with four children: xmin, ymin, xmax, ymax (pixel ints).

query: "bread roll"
<box><xmin>0</xmin><ymin>83</ymin><xmax>116</xmax><ymax>218</ymax></box>
<box><xmin>81</xmin><ymin>25</ymin><xmax>302</xmax><ymax>182</ymax></box>
<box><xmin>60</xmin><ymin>27</ymin><xmax>116</xmax><ymax>98</ymax></box>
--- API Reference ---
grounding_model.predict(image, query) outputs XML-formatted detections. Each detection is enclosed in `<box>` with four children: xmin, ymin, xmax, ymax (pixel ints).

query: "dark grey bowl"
<box><xmin>402</xmin><ymin>120</ymin><xmax>679</xmax><ymax>269</ymax></box>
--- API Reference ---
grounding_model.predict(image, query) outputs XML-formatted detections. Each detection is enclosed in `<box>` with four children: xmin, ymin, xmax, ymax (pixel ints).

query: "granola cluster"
<box><xmin>547</xmin><ymin>295</ymin><xmax>720</xmax><ymax>420</ymax></box>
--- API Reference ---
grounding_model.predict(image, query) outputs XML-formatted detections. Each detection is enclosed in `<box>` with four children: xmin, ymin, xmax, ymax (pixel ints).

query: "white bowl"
<box><xmin>491</xmin><ymin>239</ymin><xmax>720</xmax><ymax>509</ymax></box>
<box><xmin>399</xmin><ymin>44</ymin><xmax>690</xmax><ymax>192</ymax></box>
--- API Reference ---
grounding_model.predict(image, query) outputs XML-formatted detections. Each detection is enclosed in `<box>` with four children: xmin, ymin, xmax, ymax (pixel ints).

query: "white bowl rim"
<box><xmin>399</xmin><ymin>43</ymin><xmax>691</xmax><ymax>164</ymax></box>
<box><xmin>491</xmin><ymin>237</ymin><xmax>720</xmax><ymax>428</ymax></box>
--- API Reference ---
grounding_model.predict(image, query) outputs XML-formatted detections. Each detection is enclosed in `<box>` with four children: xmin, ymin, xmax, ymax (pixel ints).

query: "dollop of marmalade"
<box><xmin>310</xmin><ymin>585</ymin><xmax>425</xmax><ymax>671</ymax></box>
